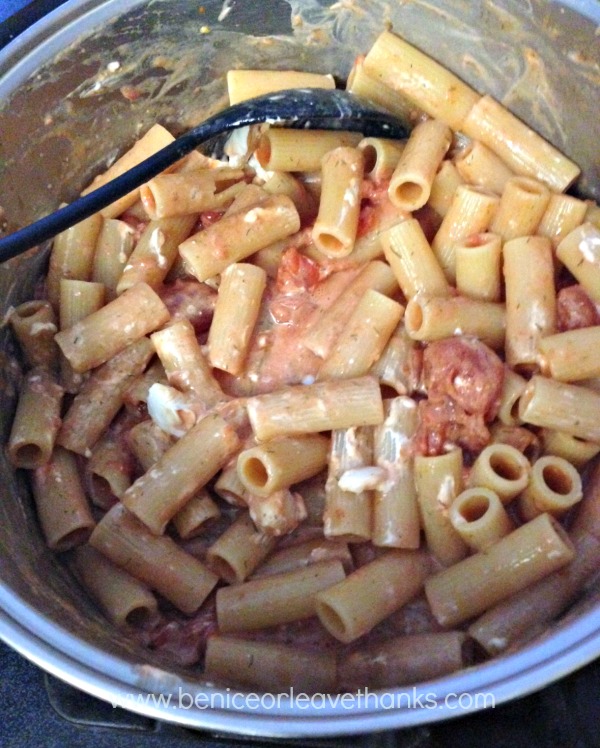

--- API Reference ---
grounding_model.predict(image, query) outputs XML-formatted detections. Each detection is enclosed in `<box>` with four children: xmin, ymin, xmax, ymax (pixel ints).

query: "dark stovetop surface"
<box><xmin>1</xmin><ymin>2</ymin><xmax>600</xmax><ymax>746</ymax></box>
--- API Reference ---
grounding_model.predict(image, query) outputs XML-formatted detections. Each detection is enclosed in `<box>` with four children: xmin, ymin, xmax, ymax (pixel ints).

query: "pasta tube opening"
<box><xmin>315</xmin><ymin>600</ymin><xmax>348</xmax><ymax>641</ymax></box>
<box><xmin>490</xmin><ymin>452</ymin><xmax>522</xmax><ymax>480</ymax></box>
<box><xmin>519</xmin><ymin>456</ymin><xmax>583</xmax><ymax>522</ymax></box>
<box><xmin>450</xmin><ymin>488</ymin><xmax>514</xmax><ymax>551</ymax></box>
<box><xmin>12</xmin><ymin>444</ymin><xmax>44</xmax><ymax>469</ymax></box>
<box><xmin>405</xmin><ymin>298</ymin><xmax>424</xmax><ymax>335</ymax></box>
<box><xmin>240</xmin><ymin>456</ymin><xmax>269</xmax><ymax>489</ymax></box>
<box><xmin>455</xmin><ymin>491</ymin><xmax>492</xmax><ymax>523</ymax></box>
<box><xmin>468</xmin><ymin>444</ymin><xmax>530</xmax><ymax>504</ymax></box>
<box><xmin>312</xmin><ymin>231</ymin><xmax>345</xmax><ymax>256</ymax></box>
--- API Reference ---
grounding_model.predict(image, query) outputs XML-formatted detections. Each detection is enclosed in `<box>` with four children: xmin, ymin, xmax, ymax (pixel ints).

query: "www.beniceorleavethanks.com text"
<box><xmin>112</xmin><ymin>686</ymin><xmax>496</xmax><ymax>712</ymax></box>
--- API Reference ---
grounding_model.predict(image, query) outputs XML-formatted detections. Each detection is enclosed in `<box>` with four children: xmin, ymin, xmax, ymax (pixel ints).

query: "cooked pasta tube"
<box><xmin>47</xmin><ymin>213</ymin><xmax>103</xmax><ymax>307</ymax></box>
<box><xmin>7</xmin><ymin>368</ymin><xmax>63</xmax><ymax>469</ymax></box>
<box><xmin>116</xmin><ymin>215</ymin><xmax>197</xmax><ymax>293</ymax></box>
<box><xmin>249</xmin><ymin>243</ymin><xmax>287</xmax><ymax>278</ymax></box>
<box><xmin>404</xmin><ymin>294</ymin><xmax>505</xmax><ymax>349</ymax></box>
<box><xmin>431</xmin><ymin>185</ymin><xmax>500</xmax><ymax>282</ymax></box>
<box><xmin>246</xmin><ymin>488</ymin><xmax>307</xmax><ymax>536</ymax></box>
<box><xmin>171</xmin><ymin>490</ymin><xmax>220</xmax><ymax>540</ymax></box>
<box><xmin>208</xmin><ymin>263</ymin><xmax>267</xmax><ymax>375</ymax></box>
<box><xmin>490</xmin><ymin>424</ymin><xmax>541</xmax><ymax>463</ymax></box>
<box><xmin>86</xmin><ymin>431</ymin><xmax>133</xmax><ymax>508</ymax></box>
<box><xmin>58</xmin><ymin>280</ymin><xmax>105</xmax><ymax>330</ymax></box>
<box><xmin>222</xmin><ymin>183</ymin><xmax>270</xmax><ymax>217</ymax></box>
<box><xmin>518</xmin><ymin>455</ymin><xmax>583</xmax><ymax>521</ymax></box>
<box><xmin>205</xmin><ymin>636</ymin><xmax>336</xmax><ymax>695</ymax></box>
<box><xmin>317</xmin><ymin>290</ymin><xmax>404</xmax><ymax>381</ymax></box>
<box><xmin>381</xmin><ymin>218</ymin><xmax>450</xmax><ymax>300</ymax></box>
<box><xmin>363</xmin><ymin>30</ymin><xmax>479</xmax><ymax>131</ymax></box>
<box><xmin>302</xmin><ymin>260</ymin><xmax>398</xmax><ymax>358</ymax></box>
<box><xmin>122</xmin><ymin>359</ymin><xmax>168</xmax><ymax>415</ymax></box>
<box><xmin>126</xmin><ymin>419</ymin><xmax>173</xmax><ymax>471</ymax></box>
<box><xmin>556</xmin><ymin>223</ymin><xmax>600</xmax><ymax>303</ymax></box>
<box><xmin>206</xmin><ymin>512</ymin><xmax>278</xmax><ymax>583</ymax></box>
<box><xmin>469</xmin><ymin>527</ymin><xmax>600</xmax><ymax>655</ymax></box>
<box><xmin>388</xmin><ymin>119</ymin><xmax>452</xmax><ymax>211</ymax></box>
<box><xmin>346</xmin><ymin>209</ymin><xmax>410</xmax><ymax>266</ymax></box>
<box><xmin>312</xmin><ymin>147</ymin><xmax>364</xmax><ymax>258</ymax></box>
<box><xmin>121</xmin><ymin>413</ymin><xmax>240</xmax><ymax>535</ymax></box>
<box><xmin>58</xmin><ymin>279</ymin><xmax>105</xmax><ymax>393</ymax></box>
<box><xmin>151</xmin><ymin>319</ymin><xmax>223</xmax><ymax>407</ymax></box>
<box><xmin>518</xmin><ymin>375</ymin><xmax>600</xmax><ymax>442</ymax></box>
<box><xmin>32</xmin><ymin>446</ymin><xmax>95</xmax><ymax>551</ymax></box>
<box><xmin>449</xmin><ymin>488</ymin><xmax>515</xmax><ymax>552</ymax></box>
<box><xmin>358</xmin><ymin>137</ymin><xmax>405</xmax><ymax>182</ymax></box>
<box><xmin>213</xmin><ymin>463</ymin><xmax>249</xmax><ymax>507</ymax></box>
<box><xmin>227</xmin><ymin>69</ymin><xmax>335</xmax><ymax>104</ymax></box>
<box><xmin>541</xmin><ymin>430</ymin><xmax>600</xmax><ymax>470</ymax></box>
<box><xmin>237</xmin><ymin>434</ymin><xmax>329</xmax><ymax>497</ymax></box>
<box><xmin>57</xmin><ymin>337</ymin><xmax>154</xmax><ymax>456</ymax></box>
<box><xmin>255</xmin><ymin>129</ymin><xmax>362</xmax><ymax>172</ymax></box>
<box><xmin>89</xmin><ymin>503</ymin><xmax>218</xmax><ymax>615</ymax></box>
<box><xmin>247</xmin><ymin>376</ymin><xmax>384</xmax><ymax>441</ymax></box>
<box><xmin>81</xmin><ymin>123</ymin><xmax>175</xmax><ymax>218</ymax></box>
<box><xmin>324</xmin><ymin>426</ymin><xmax>373</xmax><ymax>542</ymax></box>
<box><xmin>537</xmin><ymin>193</ymin><xmax>587</xmax><ymax>247</ymax></box>
<box><xmin>373</xmin><ymin>397</ymin><xmax>420</xmax><ymax>549</ymax></box>
<box><xmin>369</xmin><ymin>324</ymin><xmax>421</xmax><ymax>396</ymax></box>
<box><xmin>72</xmin><ymin>545</ymin><xmax>157</xmax><ymax>627</ymax></box>
<box><xmin>315</xmin><ymin>549</ymin><xmax>431</xmax><ymax>643</ymax></box>
<box><xmin>454</xmin><ymin>232</ymin><xmax>502</xmax><ymax>302</ymax></box>
<box><xmin>503</xmin><ymin>236</ymin><xmax>556</xmax><ymax>371</ymax></box>
<box><xmin>346</xmin><ymin>54</ymin><xmax>417</xmax><ymax>122</ymax></box>
<box><xmin>139</xmin><ymin>168</ymin><xmax>245</xmax><ymax>219</ymax></box>
<box><xmin>425</xmin><ymin>513</ymin><xmax>575</xmax><ymax>627</ymax></box>
<box><xmin>453</xmin><ymin>140</ymin><xmax>513</xmax><ymax>195</ymax></box>
<box><xmin>460</xmin><ymin>95</ymin><xmax>580</xmax><ymax>192</ymax></box>
<box><xmin>216</xmin><ymin>559</ymin><xmax>346</xmax><ymax>632</ymax></box>
<box><xmin>262</xmin><ymin>172</ymin><xmax>317</xmax><ymax>225</ymax></box>
<box><xmin>585</xmin><ymin>202</ymin><xmax>600</xmax><ymax>229</ymax></box>
<box><xmin>539</xmin><ymin>326</ymin><xmax>600</xmax><ymax>382</ymax></box>
<box><xmin>428</xmin><ymin>161</ymin><xmax>464</xmax><ymax>218</ymax></box>
<box><xmin>490</xmin><ymin>176</ymin><xmax>550</xmax><ymax>240</ymax></box>
<box><xmin>338</xmin><ymin>631</ymin><xmax>467</xmax><ymax>690</ymax></box>
<box><xmin>91</xmin><ymin>218</ymin><xmax>134</xmax><ymax>300</ymax></box>
<box><xmin>252</xmin><ymin>537</ymin><xmax>352</xmax><ymax>578</ymax></box>
<box><xmin>55</xmin><ymin>282</ymin><xmax>169</xmax><ymax>373</ymax></box>
<box><xmin>9</xmin><ymin>300</ymin><xmax>59</xmax><ymax>370</ymax></box>
<box><xmin>497</xmin><ymin>369</ymin><xmax>527</xmax><ymax>426</ymax></box>
<box><xmin>179</xmin><ymin>194</ymin><xmax>300</xmax><ymax>281</ymax></box>
<box><xmin>467</xmin><ymin>443</ymin><xmax>530</xmax><ymax>504</ymax></box>
<box><xmin>414</xmin><ymin>449</ymin><xmax>468</xmax><ymax>566</ymax></box>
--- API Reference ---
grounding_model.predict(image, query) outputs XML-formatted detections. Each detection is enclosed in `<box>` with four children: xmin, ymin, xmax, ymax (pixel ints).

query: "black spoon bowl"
<box><xmin>0</xmin><ymin>88</ymin><xmax>408</xmax><ymax>262</ymax></box>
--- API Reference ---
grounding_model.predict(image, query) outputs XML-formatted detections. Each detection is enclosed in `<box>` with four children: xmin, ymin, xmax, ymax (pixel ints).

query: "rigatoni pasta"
<box><xmin>312</xmin><ymin>146</ymin><xmax>364</xmax><ymax>257</ymax></box>
<box><xmin>6</xmin><ymin>27</ymin><xmax>597</xmax><ymax>698</ymax></box>
<box><xmin>425</xmin><ymin>514</ymin><xmax>575</xmax><ymax>627</ymax></box>
<box><xmin>55</xmin><ymin>282</ymin><xmax>169</xmax><ymax>373</ymax></box>
<box><xmin>7</xmin><ymin>367</ymin><xmax>63</xmax><ymax>469</ymax></box>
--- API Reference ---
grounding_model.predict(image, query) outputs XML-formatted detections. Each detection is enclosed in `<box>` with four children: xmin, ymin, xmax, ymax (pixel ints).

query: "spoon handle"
<box><xmin>0</xmin><ymin>89</ymin><xmax>407</xmax><ymax>261</ymax></box>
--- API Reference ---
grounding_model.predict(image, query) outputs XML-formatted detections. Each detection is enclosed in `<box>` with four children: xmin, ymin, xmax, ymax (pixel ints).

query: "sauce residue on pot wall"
<box><xmin>0</xmin><ymin>0</ymin><xmax>599</xmax><ymax>239</ymax></box>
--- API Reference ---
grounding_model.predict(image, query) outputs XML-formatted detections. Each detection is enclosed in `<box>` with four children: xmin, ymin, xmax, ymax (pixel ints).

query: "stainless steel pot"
<box><xmin>0</xmin><ymin>0</ymin><xmax>599</xmax><ymax>737</ymax></box>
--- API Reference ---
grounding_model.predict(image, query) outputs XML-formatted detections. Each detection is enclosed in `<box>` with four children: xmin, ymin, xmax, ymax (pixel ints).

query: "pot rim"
<box><xmin>2</xmin><ymin>575</ymin><xmax>600</xmax><ymax>736</ymax></box>
<box><xmin>1</xmin><ymin>0</ymin><xmax>600</xmax><ymax>736</ymax></box>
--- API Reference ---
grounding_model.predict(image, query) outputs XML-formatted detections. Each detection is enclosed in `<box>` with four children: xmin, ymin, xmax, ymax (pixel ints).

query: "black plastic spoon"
<box><xmin>0</xmin><ymin>88</ymin><xmax>408</xmax><ymax>262</ymax></box>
